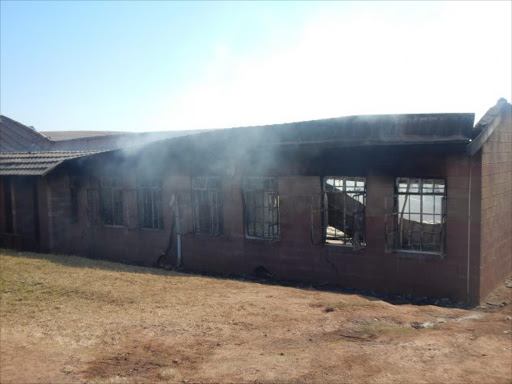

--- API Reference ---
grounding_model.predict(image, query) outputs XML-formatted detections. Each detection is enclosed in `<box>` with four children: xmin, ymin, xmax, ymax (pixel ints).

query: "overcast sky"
<box><xmin>1</xmin><ymin>1</ymin><xmax>511</xmax><ymax>132</ymax></box>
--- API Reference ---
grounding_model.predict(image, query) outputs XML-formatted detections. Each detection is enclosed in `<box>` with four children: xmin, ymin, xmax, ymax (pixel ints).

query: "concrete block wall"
<box><xmin>479</xmin><ymin>106</ymin><xmax>512</xmax><ymax>300</ymax></box>
<box><xmin>179</xmin><ymin>152</ymin><xmax>473</xmax><ymax>302</ymax></box>
<box><xmin>40</xmin><ymin>147</ymin><xmax>480</xmax><ymax>303</ymax></box>
<box><xmin>46</xmin><ymin>169</ymin><xmax>176</xmax><ymax>265</ymax></box>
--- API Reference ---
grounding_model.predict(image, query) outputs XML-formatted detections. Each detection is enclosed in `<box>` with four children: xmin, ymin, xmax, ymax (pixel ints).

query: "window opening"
<box><xmin>99</xmin><ymin>177</ymin><xmax>124</xmax><ymax>226</ymax></box>
<box><xmin>138</xmin><ymin>177</ymin><xmax>163</xmax><ymax>229</ymax></box>
<box><xmin>385</xmin><ymin>178</ymin><xmax>446</xmax><ymax>254</ymax></box>
<box><xmin>323</xmin><ymin>177</ymin><xmax>366</xmax><ymax>247</ymax></box>
<box><xmin>70</xmin><ymin>177</ymin><xmax>79</xmax><ymax>223</ymax></box>
<box><xmin>243</xmin><ymin>177</ymin><xmax>279</xmax><ymax>240</ymax></box>
<box><xmin>191</xmin><ymin>176</ymin><xmax>223</xmax><ymax>235</ymax></box>
<box><xmin>87</xmin><ymin>189</ymin><xmax>99</xmax><ymax>225</ymax></box>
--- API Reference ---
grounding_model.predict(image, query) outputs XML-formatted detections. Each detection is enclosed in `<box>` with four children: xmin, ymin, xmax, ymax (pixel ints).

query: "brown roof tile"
<box><xmin>0</xmin><ymin>151</ymin><xmax>100</xmax><ymax>176</ymax></box>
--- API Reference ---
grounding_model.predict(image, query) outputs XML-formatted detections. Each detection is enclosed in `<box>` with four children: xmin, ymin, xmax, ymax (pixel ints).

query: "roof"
<box><xmin>140</xmin><ymin>112</ymin><xmax>476</xmax><ymax>155</ymax></box>
<box><xmin>0</xmin><ymin>151</ymin><xmax>100</xmax><ymax>176</ymax></box>
<box><xmin>468</xmin><ymin>98</ymin><xmax>511</xmax><ymax>155</ymax></box>
<box><xmin>0</xmin><ymin>110</ymin><xmax>484</xmax><ymax>177</ymax></box>
<box><xmin>49</xmin><ymin>130</ymin><xmax>207</xmax><ymax>151</ymax></box>
<box><xmin>0</xmin><ymin>115</ymin><xmax>52</xmax><ymax>152</ymax></box>
<box><xmin>1</xmin><ymin>114</ymin><xmax>207</xmax><ymax>152</ymax></box>
<box><xmin>41</xmin><ymin>131</ymin><xmax>129</xmax><ymax>140</ymax></box>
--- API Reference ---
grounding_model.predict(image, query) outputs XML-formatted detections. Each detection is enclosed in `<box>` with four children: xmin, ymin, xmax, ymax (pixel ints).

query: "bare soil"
<box><xmin>1</xmin><ymin>249</ymin><xmax>511</xmax><ymax>384</ymax></box>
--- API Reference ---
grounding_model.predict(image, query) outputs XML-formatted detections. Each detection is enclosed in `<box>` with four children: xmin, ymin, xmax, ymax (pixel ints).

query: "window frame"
<box><xmin>99</xmin><ymin>176</ymin><xmax>124</xmax><ymax>227</ymax></box>
<box><xmin>191</xmin><ymin>176</ymin><xmax>223</xmax><ymax>236</ymax></box>
<box><xmin>137</xmin><ymin>177</ymin><xmax>164</xmax><ymax>230</ymax></box>
<box><xmin>386</xmin><ymin>177</ymin><xmax>447</xmax><ymax>255</ymax></box>
<box><xmin>69</xmin><ymin>177</ymin><xmax>79</xmax><ymax>224</ymax></box>
<box><xmin>242</xmin><ymin>176</ymin><xmax>279</xmax><ymax>241</ymax></box>
<box><xmin>322</xmin><ymin>176</ymin><xmax>367</xmax><ymax>248</ymax></box>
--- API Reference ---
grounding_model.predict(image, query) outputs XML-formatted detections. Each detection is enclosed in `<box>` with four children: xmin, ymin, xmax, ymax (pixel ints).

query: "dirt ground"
<box><xmin>1</xmin><ymin>249</ymin><xmax>511</xmax><ymax>384</ymax></box>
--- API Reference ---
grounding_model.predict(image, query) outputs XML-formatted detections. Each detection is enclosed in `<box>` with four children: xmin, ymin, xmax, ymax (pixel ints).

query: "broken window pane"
<box><xmin>323</xmin><ymin>177</ymin><xmax>366</xmax><ymax>247</ymax></box>
<box><xmin>243</xmin><ymin>177</ymin><xmax>279</xmax><ymax>240</ymax></box>
<box><xmin>395</xmin><ymin>178</ymin><xmax>446</xmax><ymax>254</ymax></box>
<box><xmin>191</xmin><ymin>176</ymin><xmax>223</xmax><ymax>236</ymax></box>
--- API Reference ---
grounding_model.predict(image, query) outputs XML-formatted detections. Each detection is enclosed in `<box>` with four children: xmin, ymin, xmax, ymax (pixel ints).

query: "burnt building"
<box><xmin>1</xmin><ymin>100</ymin><xmax>511</xmax><ymax>304</ymax></box>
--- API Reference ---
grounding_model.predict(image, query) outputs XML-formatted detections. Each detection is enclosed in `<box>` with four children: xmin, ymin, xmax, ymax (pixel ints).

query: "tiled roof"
<box><xmin>0</xmin><ymin>151</ymin><xmax>100</xmax><ymax>176</ymax></box>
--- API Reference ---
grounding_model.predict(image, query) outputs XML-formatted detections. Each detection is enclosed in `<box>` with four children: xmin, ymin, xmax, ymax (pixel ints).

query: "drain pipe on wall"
<box><xmin>170</xmin><ymin>194</ymin><xmax>182</xmax><ymax>268</ymax></box>
<box><xmin>466</xmin><ymin>155</ymin><xmax>472</xmax><ymax>305</ymax></box>
<box><xmin>176</xmin><ymin>201</ymin><xmax>182</xmax><ymax>268</ymax></box>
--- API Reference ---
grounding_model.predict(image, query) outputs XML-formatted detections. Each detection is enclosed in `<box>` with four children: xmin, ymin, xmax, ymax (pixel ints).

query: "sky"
<box><xmin>1</xmin><ymin>1</ymin><xmax>511</xmax><ymax>133</ymax></box>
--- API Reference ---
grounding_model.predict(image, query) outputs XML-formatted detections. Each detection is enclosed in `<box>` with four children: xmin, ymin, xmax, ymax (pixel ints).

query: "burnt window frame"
<box><xmin>191</xmin><ymin>176</ymin><xmax>223</xmax><ymax>236</ymax></box>
<box><xmin>70</xmin><ymin>177</ymin><xmax>79</xmax><ymax>223</ymax></box>
<box><xmin>99</xmin><ymin>176</ymin><xmax>124</xmax><ymax>227</ymax></box>
<box><xmin>322</xmin><ymin>176</ymin><xmax>367</xmax><ymax>248</ymax></box>
<box><xmin>385</xmin><ymin>178</ymin><xmax>447</xmax><ymax>255</ymax></box>
<box><xmin>242</xmin><ymin>176</ymin><xmax>279</xmax><ymax>241</ymax></box>
<box><xmin>137</xmin><ymin>177</ymin><xmax>164</xmax><ymax>230</ymax></box>
<box><xmin>87</xmin><ymin>189</ymin><xmax>99</xmax><ymax>225</ymax></box>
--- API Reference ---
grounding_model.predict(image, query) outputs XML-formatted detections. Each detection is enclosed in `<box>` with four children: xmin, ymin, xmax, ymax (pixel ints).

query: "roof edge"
<box><xmin>0</xmin><ymin>114</ymin><xmax>54</xmax><ymax>142</ymax></box>
<box><xmin>468</xmin><ymin>98</ymin><xmax>511</xmax><ymax>156</ymax></box>
<box><xmin>40</xmin><ymin>150</ymin><xmax>109</xmax><ymax>176</ymax></box>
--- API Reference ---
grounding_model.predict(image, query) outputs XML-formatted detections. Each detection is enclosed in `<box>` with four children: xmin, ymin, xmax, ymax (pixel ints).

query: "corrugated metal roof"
<box><xmin>41</xmin><ymin>131</ymin><xmax>129</xmax><ymax>140</ymax></box>
<box><xmin>468</xmin><ymin>99</ymin><xmax>511</xmax><ymax>155</ymax></box>
<box><xmin>0</xmin><ymin>151</ymin><xmax>100</xmax><ymax>176</ymax></box>
<box><xmin>0</xmin><ymin>115</ymin><xmax>52</xmax><ymax>152</ymax></box>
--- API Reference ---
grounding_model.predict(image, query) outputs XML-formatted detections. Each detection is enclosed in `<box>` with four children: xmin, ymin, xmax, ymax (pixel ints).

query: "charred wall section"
<box><xmin>41</xmin><ymin>144</ymin><xmax>476</xmax><ymax>302</ymax></box>
<box><xmin>0</xmin><ymin>176</ymin><xmax>40</xmax><ymax>250</ymax></box>
<box><xmin>178</xmin><ymin>147</ymin><xmax>473</xmax><ymax>302</ymax></box>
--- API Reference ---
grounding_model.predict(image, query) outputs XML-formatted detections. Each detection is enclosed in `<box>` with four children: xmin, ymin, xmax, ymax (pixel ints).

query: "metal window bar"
<box><xmin>70</xmin><ymin>187</ymin><xmax>79</xmax><ymax>223</ymax></box>
<box><xmin>392</xmin><ymin>178</ymin><xmax>446</xmax><ymax>254</ymax></box>
<box><xmin>191</xmin><ymin>176</ymin><xmax>223</xmax><ymax>235</ymax></box>
<box><xmin>100</xmin><ymin>177</ymin><xmax>124</xmax><ymax>226</ymax></box>
<box><xmin>243</xmin><ymin>177</ymin><xmax>279</xmax><ymax>240</ymax></box>
<box><xmin>87</xmin><ymin>189</ymin><xmax>99</xmax><ymax>225</ymax></box>
<box><xmin>138</xmin><ymin>178</ymin><xmax>163</xmax><ymax>229</ymax></box>
<box><xmin>322</xmin><ymin>177</ymin><xmax>366</xmax><ymax>248</ymax></box>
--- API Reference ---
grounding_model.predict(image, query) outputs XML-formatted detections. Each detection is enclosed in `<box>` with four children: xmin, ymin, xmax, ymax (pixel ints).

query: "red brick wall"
<box><xmin>41</xmin><ymin>147</ymin><xmax>477</xmax><ymax>303</ymax></box>
<box><xmin>45</xmin><ymin>169</ymin><xmax>181</xmax><ymax>265</ymax></box>
<box><xmin>174</xmin><ymin>150</ymin><xmax>475</xmax><ymax>303</ymax></box>
<box><xmin>479</xmin><ymin>106</ymin><xmax>512</xmax><ymax>301</ymax></box>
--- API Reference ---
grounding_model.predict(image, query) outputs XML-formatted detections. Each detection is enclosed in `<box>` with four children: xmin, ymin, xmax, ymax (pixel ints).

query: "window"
<box><xmin>70</xmin><ymin>177</ymin><xmax>79</xmax><ymax>223</ymax></box>
<box><xmin>138</xmin><ymin>177</ymin><xmax>163</xmax><ymax>229</ymax></box>
<box><xmin>386</xmin><ymin>178</ymin><xmax>446</xmax><ymax>254</ymax></box>
<box><xmin>243</xmin><ymin>177</ymin><xmax>279</xmax><ymax>240</ymax></box>
<box><xmin>87</xmin><ymin>189</ymin><xmax>99</xmax><ymax>225</ymax></box>
<box><xmin>323</xmin><ymin>177</ymin><xmax>366</xmax><ymax>247</ymax></box>
<box><xmin>99</xmin><ymin>177</ymin><xmax>124</xmax><ymax>226</ymax></box>
<box><xmin>191</xmin><ymin>176</ymin><xmax>223</xmax><ymax>235</ymax></box>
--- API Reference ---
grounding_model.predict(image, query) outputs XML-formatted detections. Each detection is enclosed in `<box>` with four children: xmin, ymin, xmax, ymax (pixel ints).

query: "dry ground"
<box><xmin>0</xmin><ymin>249</ymin><xmax>511</xmax><ymax>384</ymax></box>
